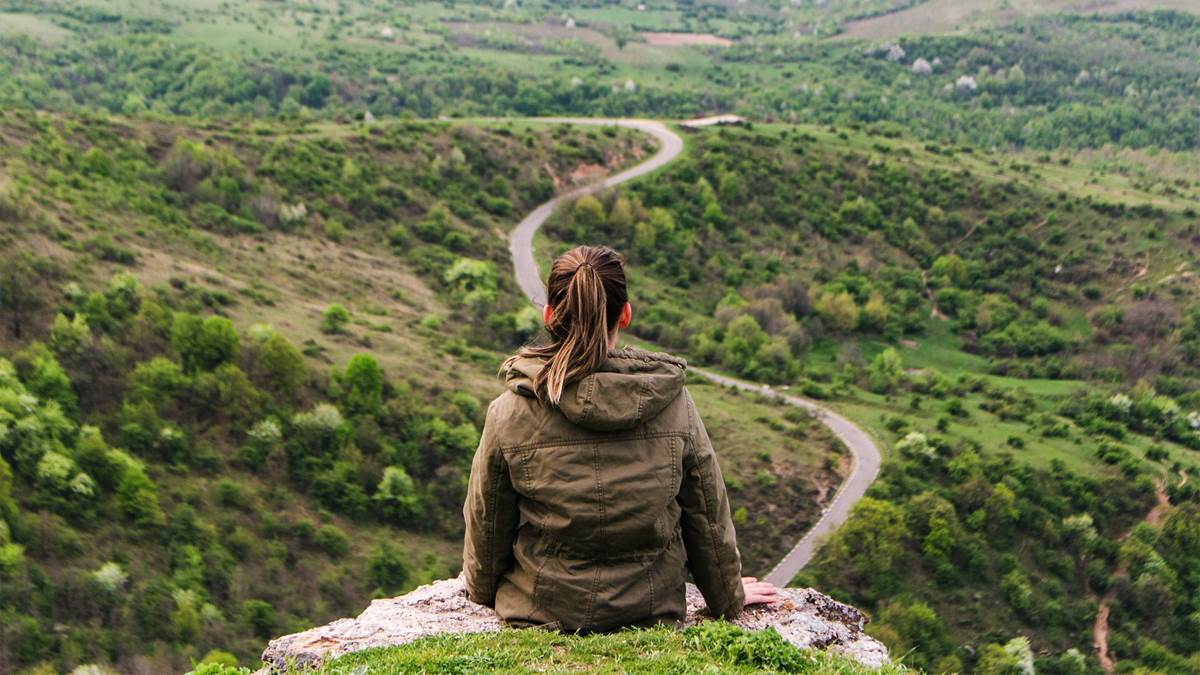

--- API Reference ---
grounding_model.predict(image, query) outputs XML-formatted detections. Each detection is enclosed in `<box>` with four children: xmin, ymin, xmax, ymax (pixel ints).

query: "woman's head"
<box><xmin>515</xmin><ymin>245</ymin><xmax>631</xmax><ymax>405</ymax></box>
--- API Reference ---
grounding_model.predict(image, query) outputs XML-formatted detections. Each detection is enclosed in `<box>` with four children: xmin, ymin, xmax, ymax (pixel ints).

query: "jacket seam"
<box><xmin>531</xmin><ymin>550</ymin><xmax>551</xmax><ymax>612</ymax></box>
<box><xmin>483</xmin><ymin>450</ymin><xmax>503</xmax><ymax>600</ymax></box>
<box><xmin>647</xmin><ymin>562</ymin><xmax>656</xmax><ymax>617</ymax></box>
<box><xmin>591</xmin><ymin>442</ymin><xmax>606</xmax><ymax>539</ymax></box>
<box><xmin>586</xmin><ymin>565</ymin><xmax>600</xmax><ymax>629</ymax></box>
<box><xmin>581</xmin><ymin>376</ymin><xmax>596</xmax><ymax>425</ymax></box>
<box><xmin>520</xmin><ymin>446</ymin><xmax>534</xmax><ymax>497</ymax></box>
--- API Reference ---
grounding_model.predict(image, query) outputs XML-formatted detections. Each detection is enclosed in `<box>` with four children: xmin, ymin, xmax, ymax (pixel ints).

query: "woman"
<box><xmin>463</xmin><ymin>245</ymin><xmax>776</xmax><ymax>632</ymax></box>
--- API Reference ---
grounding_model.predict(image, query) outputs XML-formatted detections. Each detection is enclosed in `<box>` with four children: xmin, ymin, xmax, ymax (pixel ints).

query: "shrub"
<box><xmin>0</xmin><ymin>542</ymin><xmax>25</xmax><ymax>577</ymax></box>
<box><xmin>321</xmin><ymin>304</ymin><xmax>350</xmax><ymax>334</ymax></box>
<box><xmin>238</xmin><ymin>600</ymin><xmax>276</xmax><ymax>640</ymax></box>
<box><xmin>246</xmin><ymin>331</ymin><xmax>306</xmax><ymax>398</ymax></box>
<box><xmin>368</xmin><ymin>542</ymin><xmax>410</xmax><ymax>594</ymax></box>
<box><xmin>375</xmin><ymin>466</ymin><xmax>421</xmax><ymax>522</ymax></box>
<box><xmin>341</xmin><ymin>353</ymin><xmax>384</xmax><ymax>416</ymax></box>
<box><xmin>314</xmin><ymin>525</ymin><xmax>349</xmax><ymax>558</ymax></box>
<box><xmin>172</xmin><ymin>314</ymin><xmax>239</xmax><ymax>373</ymax></box>
<box><xmin>92</xmin><ymin>561</ymin><xmax>129</xmax><ymax>593</ymax></box>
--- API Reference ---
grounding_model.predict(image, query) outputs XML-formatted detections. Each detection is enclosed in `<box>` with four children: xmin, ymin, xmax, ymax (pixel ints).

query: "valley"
<box><xmin>1</xmin><ymin>1</ymin><xmax>1200</xmax><ymax>673</ymax></box>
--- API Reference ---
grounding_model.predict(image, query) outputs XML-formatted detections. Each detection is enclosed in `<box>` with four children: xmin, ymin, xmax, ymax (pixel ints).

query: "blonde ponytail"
<box><xmin>507</xmin><ymin>246</ymin><xmax>628</xmax><ymax>405</ymax></box>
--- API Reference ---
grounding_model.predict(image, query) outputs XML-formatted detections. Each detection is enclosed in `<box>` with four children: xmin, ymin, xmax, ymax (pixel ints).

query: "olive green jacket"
<box><xmin>462</xmin><ymin>346</ymin><xmax>745</xmax><ymax>632</ymax></box>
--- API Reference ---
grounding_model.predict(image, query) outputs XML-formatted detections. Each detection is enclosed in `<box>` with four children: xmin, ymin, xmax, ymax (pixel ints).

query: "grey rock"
<box><xmin>260</xmin><ymin>577</ymin><xmax>889</xmax><ymax>672</ymax></box>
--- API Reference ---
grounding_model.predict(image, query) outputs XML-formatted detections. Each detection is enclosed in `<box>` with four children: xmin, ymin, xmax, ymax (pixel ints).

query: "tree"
<box><xmin>930</xmin><ymin>254</ymin><xmax>968</xmax><ymax>287</ymax></box>
<box><xmin>321</xmin><ymin>304</ymin><xmax>350</xmax><ymax>334</ymax></box>
<box><xmin>248</xmin><ymin>330</ymin><xmax>306</xmax><ymax>398</ymax></box>
<box><xmin>815</xmin><ymin>290</ymin><xmax>859</xmax><ymax>333</ymax></box>
<box><xmin>443</xmin><ymin>258</ymin><xmax>498</xmax><ymax>318</ymax></box>
<box><xmin>341</xmin><ymin>353</ymin><xmax>383</xmax><ymax>416</ymax></box>
<box><xmin>172</xmin><ymin>314</ymin><xmax>239</xmax><ymax>373</ymax></box>
<box><xmin>15</xmin><ymin>343</ymin><xmax>76</xmax><ymax>416</ymax></box>
<box><xmin>607</xmin><ymin>196</ymin><xmax>636</xmax><ymax>238</ymax></box>
<box><xmin>0</xmin><ymin>256</ymin><xmax>43</xmax><ymax>339</ymax></box>
<box><xmin>873</xmin><ymin>600</ymin><xmax>951</xmax><ymax>671</ymax></box>
<box><xmin>985</xmin><ymin>483</ymin><xmax>1019</xmax><ymax>530</ymax></box>
<box><xmin>722</xmin><ymin>314</ymin><xmax>768</xmax><ymax>376</ymax></box>
<box><xmin>862</xmin><ymin>291</ymin><xmax>890</xmax><ymax>332</ymax></box>
<box><xmin>49</xmin><ymin>312</ymin><xmax>91</xmax><ymax>356</ymax></box>
<box><xmin>571</xmin><ymin>195</ymin><xmax>606</xmax><ymax>239</ymax></box>
<box><xmin>819</xmin><ymin>497</ymin><xmax>909</xmax><ymax>591</ymax></box>
<box><xmin>374</xmin><ymin>466</ymin><xmax>422</xmax><ymax>522</ymax></box>
<box><xmin>368</xmin><ymin>542</ymin><xmax>410</xmax><ymax>594</ymax></box>
<box><xmin>867</xmin><ymin>347</ymin><xmax>903</xmax><ymax>393</ymax></box>
<box><xmin>976</xmin><ymin>636</ymin><xmax>1035</xmax><ymax>675</ymax></box>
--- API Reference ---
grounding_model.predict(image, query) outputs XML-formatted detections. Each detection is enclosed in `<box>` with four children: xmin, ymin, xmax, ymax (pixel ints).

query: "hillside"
<box><xmin>0</xmin><ymin>112</ymin><xmax>849</xmax><ymax>672</ymax></box>
<box><xmin>542</xmin><ymin>121</ymin><xmax>1200</xmax><ymax>672</ymax></box>
<box><xmin>3</xmin><ymin>4</ymin><xmax>1200</xmax><ymax>152</ymax></box>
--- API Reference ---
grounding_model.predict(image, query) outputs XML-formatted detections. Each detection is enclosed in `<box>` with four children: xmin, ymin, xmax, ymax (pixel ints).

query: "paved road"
<box><xmin>510</xmin><ymin>118</ymin><xmax>684</xmax><ymax>307</ymax></box>
<box><xmin>506</xmin><ymin>118</ymin><xmax>882</xmax><ymax>588</ymax></box>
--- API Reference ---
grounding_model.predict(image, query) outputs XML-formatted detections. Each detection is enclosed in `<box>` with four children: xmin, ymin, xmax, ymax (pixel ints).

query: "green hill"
<box><xmin>0</xmin><ymin>111</ymin><xmax>847</xmax><ymax>673</ymax></box>
<box><xmin>539</xmin><ymin>121</ymin><xmax>1200</xmax><ymax>672</ymax></box>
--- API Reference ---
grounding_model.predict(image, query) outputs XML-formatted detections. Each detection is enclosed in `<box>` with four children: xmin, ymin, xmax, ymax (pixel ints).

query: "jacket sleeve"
<box><xmin>462</xmin><ymin>401</ymin><xmax>520</xmax><ymax>607</ymax></box>
<box><xmin>676</xmin><ymin>388</ymin><xmax>745</xmax><ymax>619</ymax></box>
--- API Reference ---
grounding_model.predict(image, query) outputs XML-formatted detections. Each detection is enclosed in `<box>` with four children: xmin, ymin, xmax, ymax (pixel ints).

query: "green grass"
<box><xmin>828</xmin><ymin>385</ymin><xmax>1183</xmax><ymax>479</ymax></box>
<box><xmin>317</xmin><ymin>622</ymin><xmax>904</xmax><ymax>674</ymax></box>
<box><xmin>0</xmin><ymin>12</ymin><xmax>73</xmax><ymax>43</ymax></box>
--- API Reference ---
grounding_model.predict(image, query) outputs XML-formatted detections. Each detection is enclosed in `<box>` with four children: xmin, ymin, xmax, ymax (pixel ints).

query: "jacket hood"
<box><xmin>504</xmin><ymin>346</ymin><xmax>687</xmax><ymax>431</ymax></box>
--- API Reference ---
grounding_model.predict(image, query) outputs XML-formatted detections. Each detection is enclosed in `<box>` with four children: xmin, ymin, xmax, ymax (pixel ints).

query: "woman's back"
<box><xmin>462</xmin><ymin>245</ymin><xmax>765</xmax><ymax>633</ymax></box>
<box><xmin>462</xmin><ymin>346</ymin><xmax>745</xmax><ymax>632</ymax></box>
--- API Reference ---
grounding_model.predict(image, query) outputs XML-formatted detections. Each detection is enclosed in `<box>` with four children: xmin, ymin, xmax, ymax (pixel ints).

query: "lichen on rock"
<box><xmin>260</xmin><ymin>576</ymin><xmax>888</xmax><ymax>672</ymax></box>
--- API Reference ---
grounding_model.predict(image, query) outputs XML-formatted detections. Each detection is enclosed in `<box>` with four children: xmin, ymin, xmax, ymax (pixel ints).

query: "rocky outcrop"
<box><xmin>260</xmin><ymin>577</ymin><xmax>888</xmax><ymax>672</ymax></box>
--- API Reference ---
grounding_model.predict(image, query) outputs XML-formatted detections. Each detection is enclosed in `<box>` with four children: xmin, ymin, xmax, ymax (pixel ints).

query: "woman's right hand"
<box><xmin>742</xmin><ymin>576</ymin><xmax>778</xmax><ymax>606</ymax></box>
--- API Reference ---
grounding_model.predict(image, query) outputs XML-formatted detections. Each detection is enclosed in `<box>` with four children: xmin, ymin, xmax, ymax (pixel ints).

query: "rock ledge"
<box><xmin>260</xmin><ymin>577</ymin><xmax>888</xmax><ymax>671</ymax></box>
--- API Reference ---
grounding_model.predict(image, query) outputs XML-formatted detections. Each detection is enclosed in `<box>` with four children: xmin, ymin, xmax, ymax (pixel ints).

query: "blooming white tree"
<box><xmin>93</xmin><ymin>561</ymin><xmax>129</xmax><ymax>592</ymax></box>
<box><xmin>895</xmin><ymin>431</ymin><xmax>935</xmax><ymax>459</ymax></box>
<box><xmin>911</xmin><ymin>58</ymin><xmax>932</xmax><ymax>75</ymax></box>
<box><xmin>1108</xmin><ymin>393</ymin><xmax>1132</xmax><ymax>416</ymax></box>
<box><xmin>954</xmin><ymin>75</ymin><xmax>978</xmax><ymax>96</ymax></box>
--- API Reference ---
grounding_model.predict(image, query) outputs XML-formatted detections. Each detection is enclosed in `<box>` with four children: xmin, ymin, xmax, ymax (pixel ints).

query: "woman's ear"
<box><xmin>542</xmin><ymin>304</ymin><xmax>554</xmax><ymax>327</ymax></box>
<box><xmin>618</xmin><ymin>302</ymin><xmax>632</xmax><ymax>329</ymax></box>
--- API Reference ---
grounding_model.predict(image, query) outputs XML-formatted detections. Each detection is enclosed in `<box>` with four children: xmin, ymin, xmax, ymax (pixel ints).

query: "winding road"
<box><xmin>507</xmin><ymin>118</ymin><xmax>882</xmax><ymax>587</ymax></box>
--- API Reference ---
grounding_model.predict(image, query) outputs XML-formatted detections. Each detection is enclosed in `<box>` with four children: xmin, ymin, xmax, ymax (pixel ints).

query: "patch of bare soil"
<box><xmin>569</xmin><ymin>163</ymin><xmax>607</xmax><ymax>184</ymax></box>
<box><xmin>642</xmin><ymin>31</ymin><xmax>733</xmax><ymax>46</ymax></box>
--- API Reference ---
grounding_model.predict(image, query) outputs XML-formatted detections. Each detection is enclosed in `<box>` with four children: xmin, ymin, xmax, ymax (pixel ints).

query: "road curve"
<box><xmin>510</xmin><ymin>118</ymin><xmax>685</xmax><ymax>307</ymax></box>
<box><xmin>506</xmin><ymin>118</ymin><xmax>882</xmax><ymax>587</ymax></box>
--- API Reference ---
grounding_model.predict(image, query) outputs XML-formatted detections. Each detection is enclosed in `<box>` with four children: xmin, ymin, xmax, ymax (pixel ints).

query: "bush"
<box><xmin>238</xmin><ymin>600</ymin><xmax>276</xmax><ymax>639</ymax></box>
<box><xmin>172</xmin><ymin>314</ymin><xmax>239</xmax><ymax>373</ymax></box>
<box><xmin>314</xmin><ymin>525</ymin><xmax>349</xmax><ymax>558</ymax></box>
<box><xmin>368</xmin><ymin>542</ymin><xmax>410</xmax><ymax>595</ymax></box>
<box><xmin>321</xmin><ymin>304</ymin><xmax>350</xmax><ymax>334</ymax></box>
<box><xmin>341</xmin><ymin>353</ymin><xmax>384</xmax><ymax>416</ymax></box>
